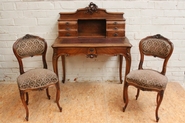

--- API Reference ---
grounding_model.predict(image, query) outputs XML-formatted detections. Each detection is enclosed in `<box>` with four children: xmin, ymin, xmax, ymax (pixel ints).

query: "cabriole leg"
<box><xmin>55</xmin><ymin>82</ymin><xmax>62</xmax><ymax>112</ymax></box>
<box><xmin>155</xmin><ymin>91</ymin><xmax>164</xmax><ymax>122</ymax></box>
<box><xmin>20</xmin><ymin>90</ymin><xmax>29</xmax><ymax>121</ymax></box>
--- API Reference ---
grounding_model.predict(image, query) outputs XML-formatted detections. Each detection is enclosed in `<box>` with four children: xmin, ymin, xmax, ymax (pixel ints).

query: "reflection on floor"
<box><xmin>0</xmin><ymin>82</ymin><xmax>185</xmax><ymax>123</ymax></box>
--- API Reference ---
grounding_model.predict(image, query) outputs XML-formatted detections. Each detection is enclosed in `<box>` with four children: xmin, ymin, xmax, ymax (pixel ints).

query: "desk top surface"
<box><xmin>52</xmin><ymin>37</ymin><xmax>132</xmax><ymax>48</ymax></box>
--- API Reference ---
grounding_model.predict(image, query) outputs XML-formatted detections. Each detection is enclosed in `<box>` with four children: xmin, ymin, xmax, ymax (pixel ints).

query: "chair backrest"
<box><xmin>138</xmin><ymin>34</ymin><xmax>174</xmax><ymax>75</ymax></box>
<box><xmin>13</xmin><ymin>34</ymin><xmax>47</xmax><ymax>75</ymax></box>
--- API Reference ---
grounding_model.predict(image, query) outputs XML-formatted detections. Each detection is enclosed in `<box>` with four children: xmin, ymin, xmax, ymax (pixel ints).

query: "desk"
<box><xmin>52</xmin><ymin>37</ymin><xmax>132</xmax><ymax>84</ymax></box>
<box><xmin>52</xmin><ymin>2</ymin><xmax>132</xmax><ymax>85</ymax></box>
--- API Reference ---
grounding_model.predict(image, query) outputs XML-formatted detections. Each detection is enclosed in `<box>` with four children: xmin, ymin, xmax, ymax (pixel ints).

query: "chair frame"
<box><xmin>13</xmin><ymin>34</ymin><xmax>62</xmax><ymax>121</ymax></box>
<box><xmin>123</xmin><ymin>34</ymin><xmax>174</xmax><ymax>122</ymax></box>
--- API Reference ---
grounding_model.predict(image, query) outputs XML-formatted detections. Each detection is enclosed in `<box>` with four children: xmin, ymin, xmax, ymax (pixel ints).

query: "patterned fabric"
<box><xmin>15</xmin><ymin>34</ymin><xmax>45</xmax><ymax>57</ymax></box>
<box><xmin>141</xmin><ymin>38</ymin><xmax>171</xmax><ymax>58</ymax></box>
<box><xmin>17</xmin><ymin>69</ymin><xmax>58</xmax><ymax>90</ymax></box>
<box><xmin>126</xmin><ymin>69</ymin><xmax>168</xmax><ymax>90</ymax></box>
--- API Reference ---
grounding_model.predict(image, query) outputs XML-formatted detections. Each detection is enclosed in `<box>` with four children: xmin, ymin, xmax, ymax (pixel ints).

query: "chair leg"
<box><xmin>20</xmin><ymin>90</ymin><xmax>29</xmax><ymax>121</ymax></box>
<box><xmin>55</xmin><ymin>82</ymin><xmax>62</xmax><ymax>112</ymax></box>
<box><xmin>155</xmin><ymin>90</ymin><xmax>164</xmax><ymax>122</ymax></box>
<box><xmin>156</xmin><ymin>92</ymin><xmax>160</xmax><ymax>104</ymax></box>
<box><xmin>123</xmin><ymin>83</ymin><xmax>129</xmax><ymax>112</ymax></box>
<box><xmin>46</xmin><ymin>88</ymin><xmax>50</xmax><ymax>100</ymax></box>
<box><xmin>25</xmin><ymin>92</ymin><xmax>29</xmax><ymax>105</ymax></box>
<box><xmin>123</xmin><ymin>83</ymin><xmax>126</xmax><ymax>103</ymax></box>
<box><xmin>136</xmin><ymin>89</ymin><xmax>140</xmax><ymax>100</ymax></box>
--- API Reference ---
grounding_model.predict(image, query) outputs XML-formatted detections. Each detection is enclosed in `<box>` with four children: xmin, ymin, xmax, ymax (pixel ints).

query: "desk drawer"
<box><xmin>58</xmin><ymin>30</ymin><xmax>78</xmax><ymax>37</ymax></box>
<box><xmin>106</xmin><ymin>21</ymin><xmax>125</xmax><ymax>29</ymax></box>
<box><xmin>106</xmin><ymin>30</ymin><xmax>125</xmax><ymax>37</ymax></box>
<box><xmin>106</xmin><ymin>21</ymin><xmax>125</xmax><ymax>37</ymax></box>
<box><xmin>58</xmin><ymin>21</ymin><xmax>77</xmax><ymax>30</ymax></box>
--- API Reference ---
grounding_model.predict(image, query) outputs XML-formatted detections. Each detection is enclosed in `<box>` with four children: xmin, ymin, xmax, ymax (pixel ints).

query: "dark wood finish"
<box><xmin>52</xmin><ymin>2</ymin><xmax>132</xmax><ymax>84</ymax></box>
<box><xmin>13</xmin><ymin>34</ymin><xmax>62</xmax><ymax>121</ymax></box>
<box><xmin>123</xmin><ymin>34</ymin><xmax>174</xmax><ymax>122</ymax></box>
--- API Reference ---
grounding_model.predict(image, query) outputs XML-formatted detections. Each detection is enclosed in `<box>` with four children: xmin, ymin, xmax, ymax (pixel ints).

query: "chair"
<box><xmin>13</xmin><ymin>34</ymin><xmax>62</xmax><ymax>121</ymax></box>
<box><xmin>123</xmin><ymin>34</ymin><xmax>174</xmax><ymax>122</ymax></box>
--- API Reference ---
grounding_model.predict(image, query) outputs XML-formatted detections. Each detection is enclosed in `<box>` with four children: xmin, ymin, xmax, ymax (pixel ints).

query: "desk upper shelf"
<box><xmin>57</xmin><ymin>2</ymin><xmax>126</xmax><ymax>38</ymax></box>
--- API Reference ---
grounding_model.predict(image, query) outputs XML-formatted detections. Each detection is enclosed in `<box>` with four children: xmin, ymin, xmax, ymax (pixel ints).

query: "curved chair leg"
<box><xmin>123</xmin><ymin>83</ymin><xmax>129</xmax><ymax>112</ymax></box>
<box><xmin>136</xmin><ymin>89</ymin><xmax>140</xmax><ymax>100</ymax></box>
<box><xmin>156</xmin><ymin>92</ymin><xmax>160</xmax><ymax>104</ymax></box>
<box><xmin>20</xmin><ymin>90</ymin><xmax>29</xmax><ymax>121</ymax></box>
<box><xmin>46</xmin><ymin>88</ymin><xmax>50</xmax><ymax>100</ymax></box>
<box><xmin>155</xmin><ymin>90</ymin><xmax>164</xmax><ymax>122</ymax></box>
<box><xmin>123</xmin><ymin>83</ymin><xmax>126</xmax><ymax>103</ymax></box>
<box><xmin>55</xmin><ymin>82</ymin><xmax>62</xmax><ymax>112</ymax></box>
<box><xmin>25</xmin><ymin>92</ymin><xmax>29</xmax><ymax>105</ymax></box>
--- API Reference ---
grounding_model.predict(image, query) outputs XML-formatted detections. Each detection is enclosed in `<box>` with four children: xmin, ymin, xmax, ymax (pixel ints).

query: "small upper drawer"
<box><xmin>106</xmin><ymin>21</ymin><xmax>125</xmax><ymax>29</ymax></box>
<box><xmin>58</xmin><ymin>21</ymin><xmax>77</xmax><ymax>30</ymax></box>
<box><xmin>58</xmin><ymin>30</ymin><xmax>78</xmax><ymax>37</ymax></box>
<box><xmin>106</xmin><ymin>30</ymin><xmax>125</xmax><ymax>37</ymax></box>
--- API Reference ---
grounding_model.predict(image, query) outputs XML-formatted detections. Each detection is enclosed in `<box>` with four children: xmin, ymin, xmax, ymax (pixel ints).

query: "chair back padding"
<box><xmin>13</xmin><ymin>34</ymin><xmax>47</xmax><ymax>74</ymax></box>
<box><xmin>138</xmin><ymin>34</ymin><xmax>174</xmax><ymax>75</ymax></box>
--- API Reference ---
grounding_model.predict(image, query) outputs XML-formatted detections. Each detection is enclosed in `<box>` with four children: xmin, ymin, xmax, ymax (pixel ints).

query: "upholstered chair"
<box><xmin>13</xmin><ymin>34</ymin><xmax>62</xmax><ymax>121</ymax></box>
<box><xmin>123</xmin><ymin>34</ymin><xmax>174</xmax><ymax>122</ymax></box>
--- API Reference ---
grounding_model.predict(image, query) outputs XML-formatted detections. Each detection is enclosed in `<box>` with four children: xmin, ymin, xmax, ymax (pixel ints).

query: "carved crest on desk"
<box><xmin>86</xmin><ymin>2</ymin><xmax>98</xmax><ymax>14</ymax></box>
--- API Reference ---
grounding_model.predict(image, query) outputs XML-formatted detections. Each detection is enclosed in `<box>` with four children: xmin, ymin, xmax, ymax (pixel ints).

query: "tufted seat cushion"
<box><xmin>17</xmin><ymin>69</ymin><xmax>58</xmax><ymax>90</ymax></box>
<box><xmin>126</xmin><ymin>69</ymin><xmax>168</xmax><ymax>90</ymax></box>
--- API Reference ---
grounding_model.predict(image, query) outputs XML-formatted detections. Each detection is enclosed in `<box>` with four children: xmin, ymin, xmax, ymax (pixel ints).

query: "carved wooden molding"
<box><xmin>153</xmin><ymin>34</ymin><xmax>164</xmax><ymax>39</ymax></box>
<box><xmin>86</xmin><ymin>2</ymin><xmax>98</xmax><ymax>14</ymax></box>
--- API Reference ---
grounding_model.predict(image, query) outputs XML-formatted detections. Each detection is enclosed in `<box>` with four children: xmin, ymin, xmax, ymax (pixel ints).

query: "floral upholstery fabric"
<box><xmin>141</xmin><ymin>38</ymin><xmax>171</xmax><ymax>58</ymax></box>
<box><xmin>126</xmin><ymin>69</ymin><xmax>168</xmax><ymax>90</ymax></box>
<box><xmin>15</xmin><ymin>35</ymin><xmax>45</xmax><ymax>57</ymax></box>
<box><xmin>17</xmin><ymin>69</ymin><xmax>58</xmax><ymax>90</ymax></box>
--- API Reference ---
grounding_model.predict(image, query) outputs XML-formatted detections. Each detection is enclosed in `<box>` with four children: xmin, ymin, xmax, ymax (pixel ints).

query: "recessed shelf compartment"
<box><xmin>78</xmin><ymin>19</ymin><xmax>106</xmax><ymax>37</ymax></box>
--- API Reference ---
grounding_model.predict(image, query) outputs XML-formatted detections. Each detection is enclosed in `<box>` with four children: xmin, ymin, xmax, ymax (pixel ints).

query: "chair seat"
<box><xmin>126</xmin><ymin>69</ymin><xmax>168</xmax><ymax>90</ymax></box>
<box><xmin>17</xmin><ymin>69</ymin><xmax>58</xmax><ymax>90</ymax></box>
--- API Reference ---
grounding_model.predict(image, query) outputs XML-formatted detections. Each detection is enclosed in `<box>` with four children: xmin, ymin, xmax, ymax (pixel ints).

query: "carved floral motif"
<box><xmin>86</xmin><ymin>2</ymin><xmax>98</xmax><ymax>14</ymax></box>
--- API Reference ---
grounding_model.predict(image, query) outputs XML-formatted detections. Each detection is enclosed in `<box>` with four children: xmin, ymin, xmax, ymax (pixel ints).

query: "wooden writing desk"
<box><xmin>52</xmin><ymin>2</ymin><xmax>132</xmax><ymax>84</ymax></box>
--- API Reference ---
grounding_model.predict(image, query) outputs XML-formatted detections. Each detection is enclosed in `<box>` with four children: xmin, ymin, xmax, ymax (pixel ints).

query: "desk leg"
<box><xmin>52</xmin><ymin>53</ymin><xmax>59</xmax><ymax>77</ymax></box>
<box><xmin>119</xmin><ymin>55</ymin><xmax>123</xmax><ymax>84</ymax></box>
<box><xmin>123</xmin><ymin>52</ymin><xmax>131</xmax><ymax>103</ymax></box>
<box><xmin>61</xmin><ymin>55</ymin><xmax>66</xmax><ymax>83</ymax></box>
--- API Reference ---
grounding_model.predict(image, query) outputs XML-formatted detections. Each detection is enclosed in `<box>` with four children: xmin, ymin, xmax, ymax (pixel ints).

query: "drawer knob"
<box><xmin>89</xmin><ymin>48</ymin><xmax>94</xmax><ymax>52</ymax></box>
<box><xmin>87</xmin><ymin>48</ymin><xmax>97</xmax><ymax>58</ymax></box>
<box><xmin>114</xmin><ymin>33</ymin><xmax>118</xmax><ymax>37</ymax></box>
<box><xmin>66</xmin><ymin>33</ymin><xmax>71</xmax><ymax>36</ymax></box>
<box><xmin>66</xmin><ymin>27</ymin><xmax>70</xmax><ymax>30</ymax></box>
<box><xmin>114</xmin><ymin>27</ymin><xmax>118</xmax><ymax>30</ymax></box>
<box><xmin>114</xmin><ymin>22</ymin><xmax>117</xmax><ymax>25</ymax></box>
